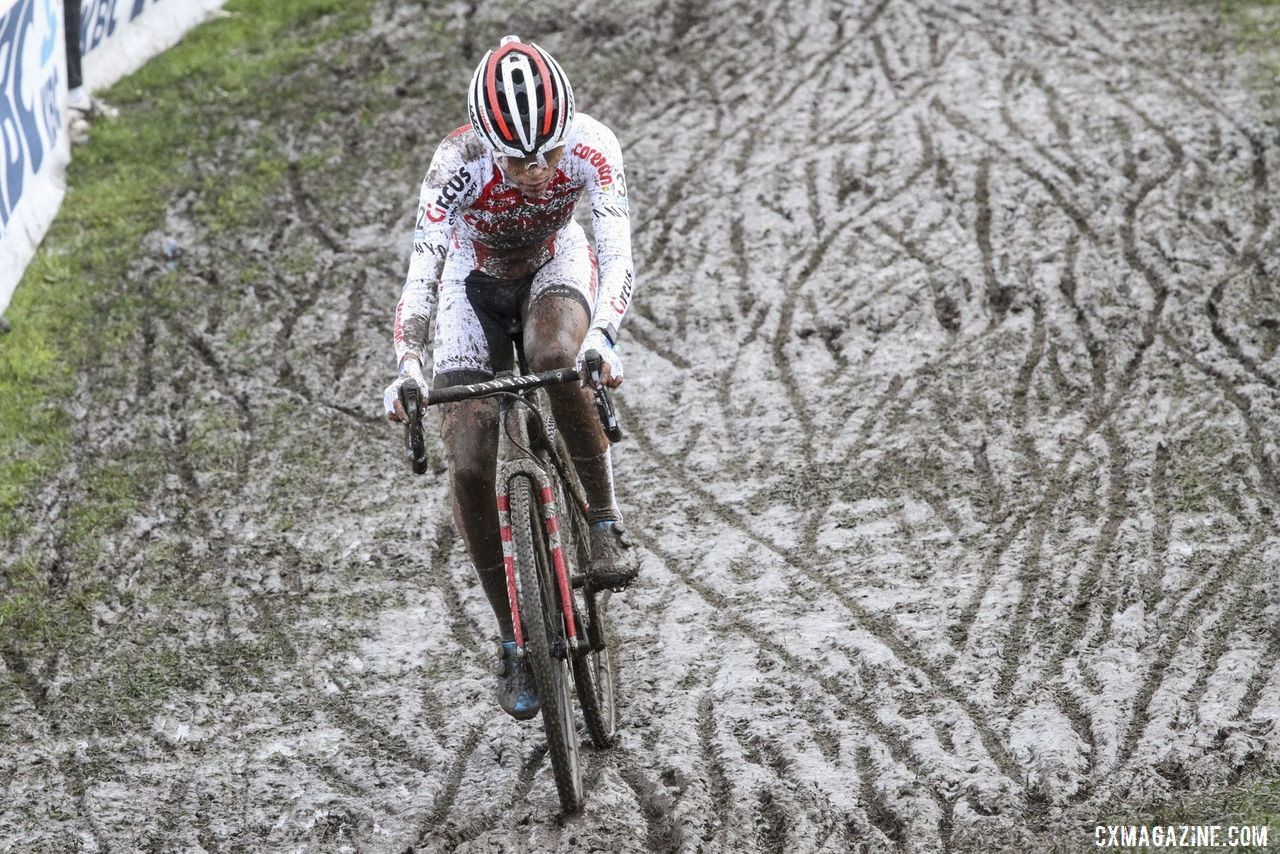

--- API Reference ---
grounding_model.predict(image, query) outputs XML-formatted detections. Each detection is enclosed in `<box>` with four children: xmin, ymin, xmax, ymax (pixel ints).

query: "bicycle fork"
<box><xmin>496</xmin><ymin>460</ymin><xmax>581</xmax><ymax>659</ymax></box>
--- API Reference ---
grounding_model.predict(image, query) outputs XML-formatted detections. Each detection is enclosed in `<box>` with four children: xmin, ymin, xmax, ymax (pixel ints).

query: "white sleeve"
<box><xmin>393</xmin><ymin>139</ymin><xmax>476</xmax><ymax>366</ymax></box>
<box><xmin>578</xmin><ymin>124</ymin><xmax>635</xmax><ymax>345</ymax></box>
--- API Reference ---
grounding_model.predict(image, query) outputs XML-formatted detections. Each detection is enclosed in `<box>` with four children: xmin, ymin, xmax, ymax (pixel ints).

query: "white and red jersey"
<box><xmin>393</xmin><ymin>113</ymin><xmax>634</xmax><ymax>367</ymax></box>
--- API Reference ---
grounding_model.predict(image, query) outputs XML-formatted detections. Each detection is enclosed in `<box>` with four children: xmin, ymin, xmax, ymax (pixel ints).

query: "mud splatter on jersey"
<box><xmin>393</xmin><ymin>113</ymin><xmax>633</xmax><ymax>366</ymax></box>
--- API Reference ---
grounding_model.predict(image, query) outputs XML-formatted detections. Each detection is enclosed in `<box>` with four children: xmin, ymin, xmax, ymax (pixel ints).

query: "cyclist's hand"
<box><xmin>576</xmin><ymin>330</ymin><xmax>623</xmax><ymax>389</ymax></box>
<box><xmin>383</xmin><ymin>357</ymin><xmax>428</xmax><ymax>422</ymax></box>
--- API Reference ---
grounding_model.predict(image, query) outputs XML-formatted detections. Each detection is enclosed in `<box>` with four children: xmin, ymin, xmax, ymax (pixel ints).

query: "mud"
<box><xmin>2</xmin><ymin>0</ymin><xmax>1279</xmax><ymax>851</ymax></box>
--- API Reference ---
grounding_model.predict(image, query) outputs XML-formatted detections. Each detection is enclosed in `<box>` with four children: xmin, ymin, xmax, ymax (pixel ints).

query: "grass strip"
<box><xmin>0</xmin><ymin>0</ymin><xmax>379</xmax><ymax>707</ymax></box>
<box><xmin>0</xmin><ymin>0</ymin><xmax>375</xmax><ymax>543</ymax></box>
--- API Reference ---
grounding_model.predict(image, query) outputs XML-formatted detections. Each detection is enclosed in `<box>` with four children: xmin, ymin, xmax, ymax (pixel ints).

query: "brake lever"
<box><xmin>584</xmin><ymin>349</ymin><xmax>623</xmax><ymax>444</ymax></box>
<box><xmin>400</xmin><ymin>378</ymin><xmax>429</xmax><ymax>475</ymax></box>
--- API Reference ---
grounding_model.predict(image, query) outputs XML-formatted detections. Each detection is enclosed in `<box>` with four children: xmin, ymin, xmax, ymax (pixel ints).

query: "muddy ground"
<box><xmin>3</xmin><ymin>0</ymin><xmax>1279</xmax><ymax>851</ymax></box>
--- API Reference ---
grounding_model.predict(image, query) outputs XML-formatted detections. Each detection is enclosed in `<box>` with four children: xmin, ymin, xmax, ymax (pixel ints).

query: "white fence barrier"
<box><xmin>0</xmin><ymin>0</ymin><xmax>69</xmax><ymax>314</ymax></box>
<box><xmin>79</xmin><ymin>0</ymin><xmax>226</xmax><ymax>91</ymax></box>
<box><xmin>0</xmin><ymin>0</ymin><xmax>225</xmax><ymax>314</ymax></box>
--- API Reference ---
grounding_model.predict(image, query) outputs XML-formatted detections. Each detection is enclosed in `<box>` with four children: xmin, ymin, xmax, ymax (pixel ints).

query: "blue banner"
<box><xmin>0</xmin><ymin>0</ymin><xmax>63</xmax><ymax>234</ymax></box>
<box><xmin>80</xmin><ymin>0</ymin><xmax>166</xmax><ymax>55</ymax></box>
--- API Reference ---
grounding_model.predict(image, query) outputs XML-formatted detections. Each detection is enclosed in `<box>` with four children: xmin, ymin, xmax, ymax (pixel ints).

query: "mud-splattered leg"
<box><xmin>438</xmin><ymin>395</ymin><xmax>511</xmax><ymax>638</ymax></box>
<box><xmin>524</xmin><ymin>295</ymin><xmax>620</xmax><ymax>521</ymax></box>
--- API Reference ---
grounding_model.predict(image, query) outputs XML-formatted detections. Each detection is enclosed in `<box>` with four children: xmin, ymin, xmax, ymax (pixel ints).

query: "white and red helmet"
<box><xmin>467</xmin><ymin>36</ymin><xmax>575</xmax><ymax>159</ymax></box>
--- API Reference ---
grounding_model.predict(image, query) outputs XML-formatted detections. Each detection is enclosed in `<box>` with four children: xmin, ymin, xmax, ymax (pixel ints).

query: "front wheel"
<box><xmin>544</xmin><ymin>433</ymin><xmax>619</xmax><ymax>748</ymax></box>
<box><xmin>510</xmin><ymin>475</ymin><xmax>583</xmax><ymax>813</ymax></box>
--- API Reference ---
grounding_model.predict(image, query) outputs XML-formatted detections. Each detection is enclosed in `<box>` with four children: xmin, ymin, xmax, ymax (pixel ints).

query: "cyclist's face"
<box><xmin>499</xmin><ymin>147</ymin><xmax>564</xmax><ymax>199</ymax></box>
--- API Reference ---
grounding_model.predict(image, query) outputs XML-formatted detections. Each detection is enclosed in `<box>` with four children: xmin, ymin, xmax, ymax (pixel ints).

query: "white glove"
<box><xmin>383</xmin><ymin>358</ymin><xmax>428</xmax><ymax>421</ymax></box>
<box><xmin>575</xmin><ymin>329</ymin><xmax>623</xmax><ymax>388</ymax></box>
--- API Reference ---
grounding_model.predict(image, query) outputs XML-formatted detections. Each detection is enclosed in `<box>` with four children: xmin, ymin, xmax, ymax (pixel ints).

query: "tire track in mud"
<box><xmin>409</xmin><ymin>726</ymin><xmax>485</xmax><ymax>848</ymax></box>
<box><xmin>11</xmin><ymin>0</ymin><xmax>1280</xmax><ymax>849</ymax></box>
<box><xmin>1181</xmin><ymin>596</ymin><xmax>1262</xmax><ymax>715</ymax></box>
<box><xmin>620</xmin><ymin>399</ymin><xmax>1025</xmax><ymax>785</ymax></box>
<box><xmin>740</xmin><ymin>721</ymin><xmax>861</xmax><ymax>851</ymax></box>
<box><xmin>628</xmin><ymin>523</ymin><xmax>1009</xmax><ymax>820</ymax></box>
<box><xmin>181</xmin><ymin>327</ymin><xmax>255</xmax><ymax>490</ymax></box>
<box><xmin>511</xmin><ymin>742</ymin><xmax>549</xmax><ymax>807</ymax></box>
<box><xmin>1145</xmin><ymin>440</ymin><xmax>1172</xmax><ymax>614</ymax></box>
<box><xmin>1041</xmin><ymin>426</ymin><xmax>1129</xmax><ymax>685</ymax></box>
<box><xmin>1237</xmin><ymin>627</ymin><xmax>1280</xmax><ymax>724</ymax></box>
<box><xmin>1208</xmin><ymin>279</ymin><xmax>1280</xmax><ymax>385</ymax></box>
<box><xmin>931</xmin><ymin>97</ymin><xmax>1101</xmax><ymax>246</ymax></box>
<box><xmin>866</xmin><ymin>223</ymin><xmax>961</xmax><ymax>340</ymax></box>
<box><xmin>1011</xmin><ymin>301</ymin><xmax>1046</xmax><ymax>479</ymax></box>
<box><xmin>333</xmin><ymin>267</ymin><xmax>370</xmax><ymax>382</ymax></box>
<box><xmin>999</xmin><ymin>66</ymin><xmax>1082</xmax><ymax>185</ymax></box>
<box><xmin>332</xmin><ymin>699</ymin><xmax>438</xmax><ymax>771</ymax></box>
<box><xmin>994</xmin><ymin>500</ymin><xmax>1053</xmax><ymax>701</ymax></box>
<box><xmin>770</xmin><ymin>221</ymin><xmax>859</xmax><ymax>455</ymax></box>
<box><xmin>287</xmin><ymin>161</ymin><xmax>347</xmax><ymax>256</ymax></box>
<box><xmin>1112</xmin><ymin>525</ymin><xmax>1268</xmax><ymax>773</ymax></box>
<box><xmin>436</xmin><ymin>742</ymin><xmax>552</xmax><ymax>848</ymax></box>
<box><xmin>1169</xmin><ymin>337</ymin><xmax>1280</xmax><ymax>503</ymax></box>
<box><xmin>695</xmin><ymin>691</ymin><xmax>734</xmax><ymax>848</ymax></box>
<box><xmin>1057</xmin><ymin>235</ymin><xmax>1108</xmax><ymax>402</ymax></box>
<box><xmin>618</xmin><ymin>763</ymin><xmax>683</xmax><ymax>853</ymax></box>
<box><xmin>974</xmin><ymin>158</ymin><xmax>1013</xmax><ymax>321</ymax></box>
<box><xmin>855</xmin><ymin>744</ymin><xmax>906</xmax><ymax>849</ymax></box>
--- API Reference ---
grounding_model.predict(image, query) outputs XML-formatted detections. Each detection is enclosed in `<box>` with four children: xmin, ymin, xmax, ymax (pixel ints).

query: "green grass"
<box><xmin>1215</xmin><ymin>0</ymin><xmax>1280</xmax><ymax>109</ymax></box>
<box><xmin>0</xmin><ymin>0</ymin><xmax>376</xmax><ymax>541</ymax></box>
<box><xmin>0</xmin><ymin>0</ymin><xmax>379</xmax><ymax>723</ymax></box>
<box><xmin>1105</xmin><ymin>773</ymin><xmax>1280</xmax><ymax>853</ymax></box>
<box><xmin>0</xmin><ymin>0</ymin><xmax>373</xmax><ymax>530</ymax></box>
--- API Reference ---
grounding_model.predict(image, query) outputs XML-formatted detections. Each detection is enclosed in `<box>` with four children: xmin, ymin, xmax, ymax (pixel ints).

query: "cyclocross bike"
<box><xmin>398</xmin><ymin>322</ymin><xmax>622</xmax><ymax>813</ymax></box>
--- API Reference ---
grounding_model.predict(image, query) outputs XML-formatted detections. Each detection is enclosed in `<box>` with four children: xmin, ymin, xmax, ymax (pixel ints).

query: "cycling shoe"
<box><xmin>497</xmin><ymin>641</ymin><xmax>540</xmax><ymax>720</ymax></box>
<box><xmin>587</xmin><ymin>520</ymin><xmax>639</xmax><ymax>590</ymax></box>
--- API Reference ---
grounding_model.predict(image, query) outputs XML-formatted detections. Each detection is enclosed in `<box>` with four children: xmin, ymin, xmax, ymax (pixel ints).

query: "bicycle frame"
<box><xmin>398</xmin><ymin>335</ymin><xmax>620</xmax><ymax>810</ymax></box>
<box><xmin>491</xmin><ymin>335</ymin><xmax>586</xmax><ymax>666</ymax></box>
<box><xmin>496</xmin><ymin>455</ymin><xmax>580</xmax><ymax>656</ymax></box>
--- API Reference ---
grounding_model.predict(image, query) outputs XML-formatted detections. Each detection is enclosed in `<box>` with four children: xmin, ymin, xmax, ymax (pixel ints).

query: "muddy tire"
<box><xmin>510</xmin><ymin>474</ymin><xmax>584</xmax><ymax>813</ymax></box>
<box><xmin>573</xmin><ymin>587</ymin><xmax>617</xmax><ymax>748</ymax></box>
<box><xmin>541</xmin><ymin>430</ymin><xmax>619</xmax><ymax>748</ymax></box>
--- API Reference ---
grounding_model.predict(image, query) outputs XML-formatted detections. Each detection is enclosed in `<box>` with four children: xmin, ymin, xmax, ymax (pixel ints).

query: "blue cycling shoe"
<box><xmin>497</xmin><ymin>641</ymin><xmax>540</xmax><ymax>720</ymax></box>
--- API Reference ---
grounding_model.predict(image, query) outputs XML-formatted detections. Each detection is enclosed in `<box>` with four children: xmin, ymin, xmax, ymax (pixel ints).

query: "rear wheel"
<box><xmin>510</xmin><ymin>474</ymin><xmax>583</xmax><ymax>813</ymax></box>
<box><xmin>573</xmin><ymin>586</ymin><xmax>617</xmax><ymax>747</ymax></box>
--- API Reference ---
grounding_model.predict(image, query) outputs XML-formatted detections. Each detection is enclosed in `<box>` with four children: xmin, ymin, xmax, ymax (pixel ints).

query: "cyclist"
<box><xmin>382</xmin><ymin>36</ymin><xmax>638</xmax><ymax>720</ymax></box>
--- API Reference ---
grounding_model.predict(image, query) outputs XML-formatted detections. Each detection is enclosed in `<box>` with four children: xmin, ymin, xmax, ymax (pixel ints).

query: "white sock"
<box><xmin>576</xmin><ymin>447</ymin><xmax>621</xmax><ymax>524</ymax></box>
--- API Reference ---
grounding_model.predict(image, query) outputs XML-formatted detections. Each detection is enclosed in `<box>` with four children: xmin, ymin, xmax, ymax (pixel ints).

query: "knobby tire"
<box><xmin>546</xmin><ymin>445</ymin><xmax>618</xmax><ymax>749</ymax></box>
<box><xmin>510</xmin><ymin>474</ymin><xmax>584</xmax><ymax>813</ymax></box>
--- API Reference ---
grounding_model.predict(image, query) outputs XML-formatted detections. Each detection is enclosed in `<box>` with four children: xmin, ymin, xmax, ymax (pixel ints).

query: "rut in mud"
<box><xmin>2</xmin><ymin>0</ymin><xmax>1279</xmax><ymax>851</ymax></box>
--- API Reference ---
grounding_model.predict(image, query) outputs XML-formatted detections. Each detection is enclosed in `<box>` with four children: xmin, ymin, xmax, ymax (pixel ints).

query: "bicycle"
<box><xmin>397</xmin><ymin>322</ymin><xmax>622</xmax><ymax>813</ymax></box>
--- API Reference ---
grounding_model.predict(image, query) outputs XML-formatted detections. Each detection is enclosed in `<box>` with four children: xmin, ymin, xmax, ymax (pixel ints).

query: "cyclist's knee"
<box><xmin>526</xmin><ymin>332</ymin><xmax>578</xmax><ymax>373</ymax></box>
<box><xmin>448</xmin><ymin>450</ymin><xmax>494</xmax><ymax>494</ymax></box>
<box><xmin>526</xmin><ymin>294</ymin><xmax>588</xmax><ymax>373</ymax></box>
<box><xmin>441</xmin><ymin>400</ymin><xmax>498</xmax><ymax>487</ymax></box>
